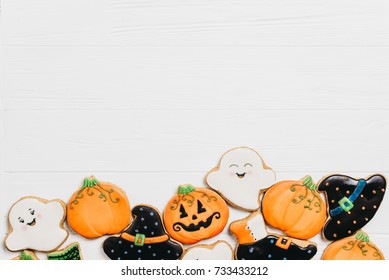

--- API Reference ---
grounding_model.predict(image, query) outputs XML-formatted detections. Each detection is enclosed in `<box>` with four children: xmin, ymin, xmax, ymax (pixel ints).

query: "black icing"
<box><xmin>235</xmin><ymin>235</ymin><xmax>317</xmax><ymax>260</ymax></box>
<box><xmin>103</xmin><ymin>205</ymin><xmax>183</xmax><ymax>260</ymax></box>
<box><xmin>318</xmin><ymin>174</ymin><xmax>386</xmax><ymax>241</ymax></box>
<box><xmin>172</xmin><ymin>212</ymin><xmax>220</xmax><ymax>232</ymax></box>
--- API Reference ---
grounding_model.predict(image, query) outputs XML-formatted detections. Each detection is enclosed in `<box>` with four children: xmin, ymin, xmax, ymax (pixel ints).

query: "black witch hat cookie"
<box><xmin>318</xmin><ymin>174</ymin><xmax>386</xmax><ymax>241</ymax></box>
<box><xmin>229</xmin><ymin>210</ymin><xmax>317</xmax><ymax>260</ymax></box>
<box><xmin>103</xmin><ymin>205</ymin><xmax>184</xmax><ymax>260</ymax></box>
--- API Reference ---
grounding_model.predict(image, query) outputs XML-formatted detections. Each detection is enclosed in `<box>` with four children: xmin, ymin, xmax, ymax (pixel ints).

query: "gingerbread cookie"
<box><xmin>261</xmin><ymin>176</ymin><xmax>326</xmax><ymax>239</ymax></box>
<box><xmin>322</xmin><ymin>231</ymin><xmax>384</xmax><ymax>260</ymax></box>
<box><xmin>12</xmin><ymin>250</ymin><xmax>39</xmax><ymax>260</ymax></box>
<box><xmin>163</xmin><ymin>184</ymin><xmax>229</xmax><ymax>244</ymax></box>
<box><xmin>318</xmin><ymin>174</ymin><xmax>386</xmax><ymax>241</ymax></box>
<box><xmin>103</xmin><ymin>205</ymin><xmax>183</xmax><ymax>260</ymax></box>
<box><xmin>205</xmin><ymin>147</ymin><xmax>276</xmax><ymax>211</ymax></box>
<box><xmin>48</xmin><ymin>242</ymin><xmax>83</xmax><ymax>260</ymax></box>
<box><xmin>5</xmin><ymin>197</ymin><xmax>68</xmax><ymax>252</ymax></box>
<box><xmin>230</xmin><ymin>210</ymin><xmax>317</xmax><ymax>260</ymax></box>
<box><xmin>181</xmin><ymin>240</ymin><xmax>234</xmax><ymax>260</ymax></box>
<box><xmin>67</xmin><ymin>176</ymin><xmax>131</xmax><ymax>239</ymax></box>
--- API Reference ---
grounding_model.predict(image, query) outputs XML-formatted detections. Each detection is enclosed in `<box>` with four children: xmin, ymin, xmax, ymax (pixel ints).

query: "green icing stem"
<box><xmin>20</xmin><ymin>251</ymin><xmax>34</xmax><ymax>260</ymax></box>
<box><xmin>177</xmin><ymin>184</ymin><xmax>196</xmax><ymax>195</ymax></box>
<box><xmin>355</xmin><ymin>231</ymin><xmax>370</xmax><ymax>243</ymax></box>
<box><xmin>82</xmin><ymin>177</ymin><xmax>99</xmax><ymax>189</ymax></box>
<box><xmin>302</xmin><ymin>176</ymin><xmax>317</xmax><ymax>191</ymax></box>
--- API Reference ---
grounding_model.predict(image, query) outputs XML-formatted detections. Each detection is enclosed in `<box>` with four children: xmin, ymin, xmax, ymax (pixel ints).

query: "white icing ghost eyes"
<box><xmin>206</xmin><ymin>147</ymin><xmax>276</xmax><ymax>211</ymax></box>
<box><xmin>181</xmin><ymin>240</ymin><xmax>234</xmax><ymax>260</ymax></box>
<box><xmin>5</xmin><ymin>197</ymin><xmax>69</xmax><ymax>252</ymax></box>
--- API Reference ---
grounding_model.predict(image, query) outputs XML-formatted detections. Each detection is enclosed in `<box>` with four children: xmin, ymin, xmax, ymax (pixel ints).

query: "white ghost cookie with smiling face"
<box><xmin>205</xmin><ymin>147</ymin><xmax>276</xmax><ymax>211</ymax></box>
<box><xmin>5</xmin><ymin>197</ymin><xmax>69</xmax><ymax>252</ymax></box>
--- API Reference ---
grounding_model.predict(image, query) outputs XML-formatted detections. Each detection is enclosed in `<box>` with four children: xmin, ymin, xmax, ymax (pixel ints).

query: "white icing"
<box><xmin>5</xmin><ymin>198</ymin><xmax>68</xmax><ymax>252</ymax></box>
<box><xmin>206</xmin><ymin>147</ymin><xmax>276</xmax><ymax>210</ymax></box>
<box><xmin>182</xmin><ymin>241</ymin><xmax>233</xmax><ymax>260</ymax></box>
<box><xmin>246</xmin><ymin>211</ymin><xmax>268</xmax><ymax>241</ymax></box>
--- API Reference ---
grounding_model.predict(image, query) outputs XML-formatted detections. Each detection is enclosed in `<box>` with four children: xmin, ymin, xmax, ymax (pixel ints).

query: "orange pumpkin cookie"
<box><xmin>322</xmin><ymin>231</ymin><xmax>384</xmax><ymax>260</ymax></box>
<box><xmin>163</xmin><ymin>184</ymin><xmax>229</xmax><ymax>244</ymax></box>
<box><xmin>67</xmin><ymin>176</ymin><xmax>131</xmax><ymax>239</ymax></box>
<box><xmin>261</xmin><ymin>176</ymin><xmax>326</xmax><ymax>239</ymax></box>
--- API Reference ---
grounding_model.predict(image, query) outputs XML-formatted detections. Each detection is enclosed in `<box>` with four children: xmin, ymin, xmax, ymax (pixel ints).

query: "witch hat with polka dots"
<box><xmin>318</xmin><ymin>174</ymin><xmax>386</xmax><ymax>241</ymax></box>
<box><xmin>103</xmin><ymin>204</ymin><xmax>183</xmax><ymax>260</ymax></box>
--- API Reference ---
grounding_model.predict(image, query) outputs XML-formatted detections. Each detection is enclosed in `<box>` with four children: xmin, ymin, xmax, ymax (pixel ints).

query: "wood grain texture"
<box><xmin>1</xmin><ymin>0</ymin><xmax>389</xmax><ymax>261</ymax></box>
<box><xmin>4</xmin><ymin>110</ymin><xmax>389</xmax><ymax>173</ymax></box>
<box><xmin>2</xmin><ymin>46</ymin><xmax>389</xmax><ymax>110</ymax></box>
<box><xmin>2</xmin><ymin>0</ymin><xmax>389</xmax><ymax>46</ymax></box>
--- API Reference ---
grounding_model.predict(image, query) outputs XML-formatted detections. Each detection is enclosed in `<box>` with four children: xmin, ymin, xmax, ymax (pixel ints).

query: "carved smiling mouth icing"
<box><xmin>236</xmin><ymin>172</ymin><xmax>246</xmax><ymax>179</ymax></box>
<box><xmin>27</xmin><ymin>218</ymin><xmax>36</xmax><ymax>227</ymax></box>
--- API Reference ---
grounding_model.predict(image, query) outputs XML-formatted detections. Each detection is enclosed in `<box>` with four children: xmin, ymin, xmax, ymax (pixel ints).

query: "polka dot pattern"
<box><xmin>236</xmin><ymin>235</ymin><xmax>317</xmax><ymax>260</ymax></box>
<box><xmin>318</xmin><ymin>174</ymin><xmax>386</xmax><ymax>241</ymax></box>
<box><xmin>103</xmin><ymin>205</ymin><xmax>183</xmax><ymax>260</ymax></box>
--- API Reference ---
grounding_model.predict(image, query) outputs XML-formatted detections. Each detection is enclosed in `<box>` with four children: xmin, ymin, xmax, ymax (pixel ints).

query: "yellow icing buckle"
<box><xmin>338</xmin><ymin>197</ymin><xmax>354</xmax><ymax>212</ymax></box>
<box><xmin>276</xmin><ymin>237</ymin><xmax>292</xmax><ymax>250</ymax></box>
<box><xmin>134</xmin><ymin>234</ymin><xmax>145</xmax><ymax>246</ymax></box>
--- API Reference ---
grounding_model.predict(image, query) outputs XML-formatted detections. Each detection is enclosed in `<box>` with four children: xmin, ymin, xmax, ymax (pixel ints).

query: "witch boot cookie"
<box><xmin>230</xmin><ymin>210</ymin><xmax>317</xmax><ymax>260</ymax></box>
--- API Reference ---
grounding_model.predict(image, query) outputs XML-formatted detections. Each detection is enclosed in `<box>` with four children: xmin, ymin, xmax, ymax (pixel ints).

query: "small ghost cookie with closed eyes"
<box><xmin>205</xmin><ymin>147</ymin><xmax>276</xmax><ymax>211</ymax></box>
<box><xmin>5</xmin><ymin>196</ymin><xmax>69</xmax><ymax>252</ymax></box>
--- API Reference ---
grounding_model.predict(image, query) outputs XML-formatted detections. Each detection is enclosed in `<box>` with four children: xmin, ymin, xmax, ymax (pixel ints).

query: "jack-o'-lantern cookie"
<box><xmin>322</xmin><ymin>231</ymin><xmax>384</xmax><ymax>260</ymax></box>
<box><xmin>181</xmin><ymin>240</ymin><xmax>234</xmax><ymax>260</ymax></box>
<box><xmin>5</xmin><ymin>196</ymin><xmax>69</xmax><ymax>252</ymax></box>
<box><xmin>48</xmin><ymin>242</ymin><xmax>83</xmax><ymax>260</ymax></box>
<box><xmin>262</xmin><ymin>176</ymin><xmax>326</xmax><ymax>239</ymax></box>
<box><xmin>230</xmin><ymin>210</ymin><xmax>317</xmax><ymax>260</ymax></box>
<box><xmin>318</xmin><ymin>174</ymin><xmax>386</xmax><ymax>241</ymax></box>
<box><xmin>205</xmin><ymin>147</ymin><xmax>276</xmax><ymax>211</ymax></box>
<box><xmin>67</xmin><ymin>176</ymin><xmax>131</xmax><ymax>239</ymax></box>
<box><xmin>103</xmin><ymin>205</ymin><xmax>183</xmax><ymax>260</ymax></box>
<box><xmin>163</xmin><ymin>184</ymin><xmax>229</xmax><ymax>244</ymax></box>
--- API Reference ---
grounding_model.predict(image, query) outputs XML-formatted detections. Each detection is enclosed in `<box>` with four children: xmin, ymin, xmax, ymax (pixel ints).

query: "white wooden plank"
<box><xmin>4</xmin><ymin>110</ymin><xmax>389</xmax><ymax>172</ymax></box>
<box><xmin>2</xmin><ymin>46</ymin><xmax>389</xmax><ymax>110</ymax></box>
<box><xmin>1</xmin><ymin>172</ymin><xmax>388</xmax><ymax>260</ymax></box>
<box><xmin>2</xmin><ymin>0</ymin><xmax>389</xmax><ymax>46</ymax></box>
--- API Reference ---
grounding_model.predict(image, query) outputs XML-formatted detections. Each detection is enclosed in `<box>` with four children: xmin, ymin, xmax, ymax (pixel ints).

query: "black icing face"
<box><xmin>103</xmin><ymin>205</ymin><xmax>183</xmax><ymax>260</ymax></box>
<box><xmin>229</xmin><ymin>163</ymin><xmax>253</xmax><ymax>179</ymax></box>
<box><xmin>171</xmin><ymin>201</ymin><xmax>221</xmax><ymax>232</ymax></box>
<box><xmin>318</xmin><ymin>174</ymin><xmax>386</xmax><ymax>241</ymax></box>
<box><xmin>18</xmin><ymin>208</ymin><xmax>36</xmax><ymax>227</ymax></box>
<box><xmin>235</xmin><ymin>235</ymin><xmax>317</xmax><ymax>260</ymax></box>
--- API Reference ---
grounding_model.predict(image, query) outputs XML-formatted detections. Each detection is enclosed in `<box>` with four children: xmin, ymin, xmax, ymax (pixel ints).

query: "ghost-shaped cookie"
<box><xmin>205</xmin><ymin>147</ymin><xmax>276</xmax><ymax>211</ymax></box>
<box><xmin>181</xmin><ymin>240</ymin><xmax>234</xmax><ymax>260</ymax></box>
<box><xmin>5</xmin><ymin>197</ymin><xmax>69</xmax><ymax>252</ymax></box>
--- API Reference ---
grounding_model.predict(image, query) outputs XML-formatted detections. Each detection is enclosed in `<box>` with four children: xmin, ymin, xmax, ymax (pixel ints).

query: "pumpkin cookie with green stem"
<box><xmin>262</xmin><ymin>176</ymin><xmax>326</xmax><ymax>240</ymax></box>
<box><xmin>163</xmin><ymin>184</ymin><xmax>229</xmax><ymax>244</ymax></box>
<box><xmin>67</xmin><ymin>176</ymin><xmax>131</xmax><ymax>239</ymax></box>
<box><xmin>322</xmin><ymin>231</ymin><xmax>384</xmax><ymax>260</ymax></box>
